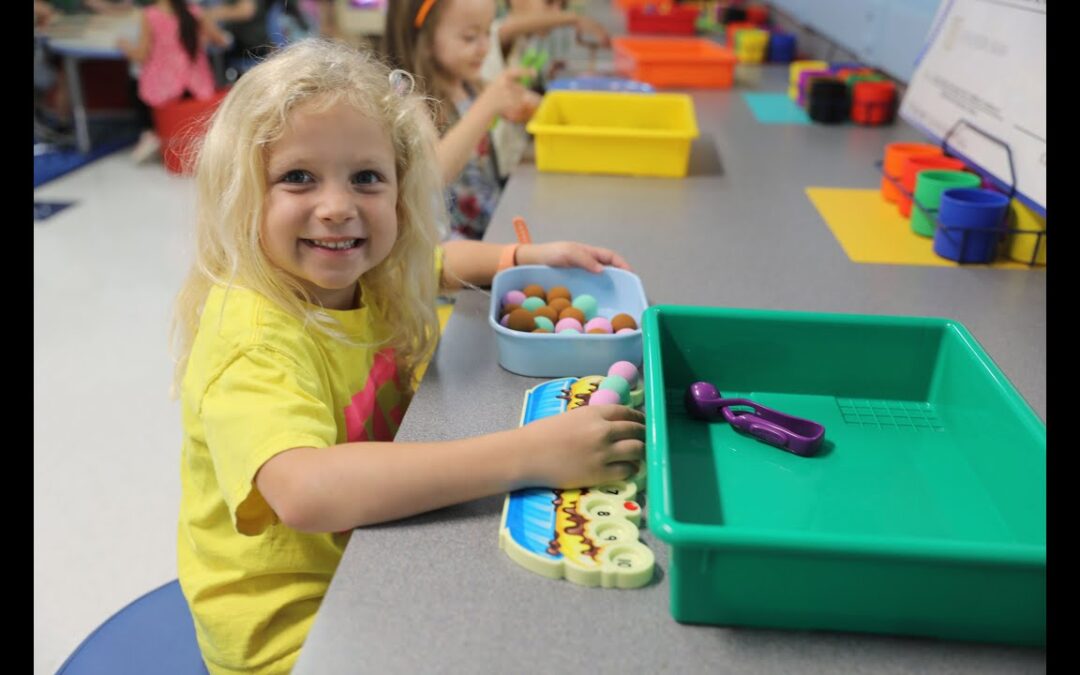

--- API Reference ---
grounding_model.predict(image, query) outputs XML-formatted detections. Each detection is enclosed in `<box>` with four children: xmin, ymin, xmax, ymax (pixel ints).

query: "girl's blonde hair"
<box><xmin>382</xmin><ymin>0</ymin><xmax>481</xmax><ymax>130</ymax></box>
<box><xmin>171</xmin><ymin>38</ymin><xmax>445</xmax><ymax>393</ymax></box>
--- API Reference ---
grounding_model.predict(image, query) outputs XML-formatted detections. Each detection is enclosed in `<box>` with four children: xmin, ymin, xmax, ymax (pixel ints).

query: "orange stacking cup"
<box><xmin>881</xmin><ymin>142</ymin><xmax>942</xmax><ymax>203</ymax></box>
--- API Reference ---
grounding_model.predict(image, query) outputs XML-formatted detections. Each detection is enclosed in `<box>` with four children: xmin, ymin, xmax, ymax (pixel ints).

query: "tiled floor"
<box><xmin>35</xmin><ymin>154</ymin><xmax>195</xmax><ymax>673</ymax></box>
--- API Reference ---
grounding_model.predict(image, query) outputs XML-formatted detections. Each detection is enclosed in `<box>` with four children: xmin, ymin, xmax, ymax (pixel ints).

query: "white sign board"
<box><xmin>900</xmin><ymin>0</ymin><xmax>1045</xmax><ymax>215</ymax></box>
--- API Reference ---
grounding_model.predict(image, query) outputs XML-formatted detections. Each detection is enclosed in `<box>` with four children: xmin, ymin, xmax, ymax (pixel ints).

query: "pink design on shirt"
<box><xmin>138</xmin><ymin>5</ymin><xmax>216</xmax><ymax>108</ymax></box>
<box><xmin>343</xmin><ymin>349</ymin><xmax>405</xmax><ymax>443</ymax></box>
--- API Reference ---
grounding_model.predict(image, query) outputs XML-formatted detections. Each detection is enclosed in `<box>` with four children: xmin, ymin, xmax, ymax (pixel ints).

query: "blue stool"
<box><xmin>57</xmin><ymin>580</ymin><xmax>208</xmax><ymax>675</ymax></box>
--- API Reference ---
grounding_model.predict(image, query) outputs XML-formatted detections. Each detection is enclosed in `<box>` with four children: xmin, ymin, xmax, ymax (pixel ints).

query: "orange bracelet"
<box><xmin>497</xmin><ymin>244</ymin><xmax>519</xmax><ymax>272</ymax></box>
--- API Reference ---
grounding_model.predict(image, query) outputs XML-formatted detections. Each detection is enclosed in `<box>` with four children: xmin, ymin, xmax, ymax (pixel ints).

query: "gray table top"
<box><xmin>295</xmin><ymin>56</ymin><xmax>1045</xmax><ymax>675</ymax></box>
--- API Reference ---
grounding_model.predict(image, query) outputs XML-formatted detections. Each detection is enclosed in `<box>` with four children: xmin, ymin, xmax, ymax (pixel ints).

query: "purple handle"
<box><xmin>684</xmin><ymin>381</ymin><xmax>826</xmax><ymax>457</ymax></box>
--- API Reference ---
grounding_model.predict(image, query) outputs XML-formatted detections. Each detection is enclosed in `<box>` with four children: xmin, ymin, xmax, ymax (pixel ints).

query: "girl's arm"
<box><xmin>497</xmin><ymin>11</ymin><xmax>610</xmax><ymax>51</ymax></box>
<box><xmin>204</xmin><ymin>0</ymin><xmax>257</xmax><ymax>23</ymax></box>
<box><xmin>440</xmin><ymin>240</ymin><xmax>503</xmax><ymax>288</ymax></box>
<box><xmin>255</xmin><ymin>404</ymin><xmax>645</xmax><ymax>532</ymax></box>
<box><xmin>435</xmin><ymin>91</ymin><xmax>501</xmax><ymax>185</ymax></box>
<box><xmin>86</xmin><ymin>0</ymin><xmax>133</xmax><ymax>15</ymax></box>
<box><xmin>199</xmin><ymin>11</ymin><xmax>231</xmax><ymax>48</ymax></box>
<box><xmin>441</xmin><ymin>240</ymin><xmax>633</xmax><ymax>289</ymax></box>
<box><xmin>435</xmin><ymin>67</ymin><xmax>537</xmax><ymax>185</ymax></box>
<box><xmin>117</xmin><ymin>11</ymin><xmax>151</xmax><ymax>64</ymax></box>
<box><xmin>315</xmin><ymin>0</ymin><xmax>341</xmax><ymax>38</ymax></box>
<box><xmin>499</xmin><ymin>10</ymin><xmax>578</xmax><ymax>50</ymax></box>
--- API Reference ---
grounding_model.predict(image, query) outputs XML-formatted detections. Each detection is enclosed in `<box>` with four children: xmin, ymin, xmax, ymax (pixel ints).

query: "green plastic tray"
<box><xmin>642</xmin><ymin>305</ymin><xmax>1045</xmax><ymax>646</ymax></box>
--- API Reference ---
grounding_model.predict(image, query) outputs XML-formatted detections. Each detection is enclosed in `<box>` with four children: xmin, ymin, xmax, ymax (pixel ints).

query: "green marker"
<box><xmin>519</xmin><ymin>46</ymin><xmax>550</xmax><ymax>88</ymax></box>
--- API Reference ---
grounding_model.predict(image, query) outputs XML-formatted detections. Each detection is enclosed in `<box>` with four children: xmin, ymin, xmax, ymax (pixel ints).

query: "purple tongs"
<box><xmin>684</xmin><ymin>381</ymin><xmax>826</xmax><ymax>457</ymax></box>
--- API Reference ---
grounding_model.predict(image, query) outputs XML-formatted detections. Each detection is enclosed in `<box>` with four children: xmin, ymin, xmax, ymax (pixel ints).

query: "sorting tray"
<box><xmin>641</xmin><ymin>304</ymin><xmax>1046</xmax><ymax>646</ymax></box>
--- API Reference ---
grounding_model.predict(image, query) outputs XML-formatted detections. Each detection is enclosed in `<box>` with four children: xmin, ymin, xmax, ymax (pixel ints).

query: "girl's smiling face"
<box><xmin>261</xmin><ymin>101</ymin><xmax>399</xmax><ymax>310</ymax></box>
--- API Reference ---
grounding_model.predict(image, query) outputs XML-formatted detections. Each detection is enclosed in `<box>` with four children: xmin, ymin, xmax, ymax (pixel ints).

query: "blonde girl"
<box><xmin>172</xmin><ymin>38</ymin><xmax>643</xmax><ymax>674</ymax></box>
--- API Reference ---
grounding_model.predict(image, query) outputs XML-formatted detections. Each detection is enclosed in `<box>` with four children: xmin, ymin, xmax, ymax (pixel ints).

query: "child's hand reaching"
<box><xmin>481</xmin><ymin>68</ymin><xmax>542</xmax><ymax>124</ymax></box>
<box><xmin>574</xmin><ymin>15</ymin><xmax>611</xmax><ymax>48</ymax></box>
<box><xmin>517</xmin><ymin>241</ymin><xmax>633</xmax><ymax>273</ymax></box>
<box><xmin>517</xmin><ymin>404</ymin><xmax>646</xmax><ymax>489</ymax></box>
<box><xmin>505</xmin><ymin>89</ymin><xmax>542</xmax><ymax>124</ymax></box>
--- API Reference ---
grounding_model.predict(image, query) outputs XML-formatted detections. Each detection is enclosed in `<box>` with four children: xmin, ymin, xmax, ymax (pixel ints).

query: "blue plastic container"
<box><xmin>767</xmin><ymin>31</ymin><xmax>796</xmax><ymax>62</ymax></box>
<box><xmin>546</xmin><ymin>76</ymin><xmax>655</xmax><ymax>93</ymax></box>
<box><xmin>933</xmin><ymin>188</ymin><xmax>1010</xmax><ymax>263</ymax></box>
<box><xmin>490</xmin><ymin>266</ymin><xmax>649</xmax><ymax>377</ymax></box>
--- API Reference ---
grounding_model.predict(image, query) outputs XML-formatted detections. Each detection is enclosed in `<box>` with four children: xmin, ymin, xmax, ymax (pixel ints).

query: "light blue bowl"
<box><xmin>490</xmin><ymin>266</ymin><xmax>649</xmax><ymax>377</ymax></box>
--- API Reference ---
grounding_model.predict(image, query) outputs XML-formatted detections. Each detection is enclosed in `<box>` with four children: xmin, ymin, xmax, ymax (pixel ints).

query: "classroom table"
<box><xmin>36</xmin><ymin>12</ymin><xmax>140</xmax><ymax>154</ymax></box>
<box><xmin>295</xmin><ymin>17</ymin><xmax>1046</xmax><ymax>675</ymax></box>
<box><xmin>295</xmin><ymin>74</ymin><xmax>1046</xmax><ymax>675</ymax></box>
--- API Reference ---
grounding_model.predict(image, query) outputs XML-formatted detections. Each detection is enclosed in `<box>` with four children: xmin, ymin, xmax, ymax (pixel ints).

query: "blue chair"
<box><xmin>57</xmin><ymin>580</ymin><xmax>208</xmax><ymax>675</ymax></box>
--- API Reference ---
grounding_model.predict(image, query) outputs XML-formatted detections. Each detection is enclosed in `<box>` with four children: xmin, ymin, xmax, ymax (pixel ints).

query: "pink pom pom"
<box><xmin>588</xmin><ymin>389</ymin><xmax>622</xmax><ymax>406</ymax></box>
<box><xmin>555</xmin><ymin>317</ymin><xmax>584</xmax><ymax>333</ymax></box>
<box><xmin>607</xmin><ymin>360</ymin><xmax>639</xmax><ymax>388</ymax></box>
<box><xmin>584</xmin><ymin>317</ymin><xmax>613</xmax><ymax>334</ymax></box>
<box><xmin>503</xmin><ymin>290</ymin><xmax>526</xmax><ymax>307</ymax></box>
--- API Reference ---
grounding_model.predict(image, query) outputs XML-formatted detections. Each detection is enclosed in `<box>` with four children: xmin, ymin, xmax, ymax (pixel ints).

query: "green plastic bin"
<box><xmin>641</xmin><ymin>305</ymin><xmax>1045</xmax><ymax>646</ymax></box>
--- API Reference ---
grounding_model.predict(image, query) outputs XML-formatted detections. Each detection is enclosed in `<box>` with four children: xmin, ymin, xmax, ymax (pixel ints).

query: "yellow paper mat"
<box><xmin>806</xmin><ymin>187</ymin><xmax>1039</xmax><ymax>270</ymax></box>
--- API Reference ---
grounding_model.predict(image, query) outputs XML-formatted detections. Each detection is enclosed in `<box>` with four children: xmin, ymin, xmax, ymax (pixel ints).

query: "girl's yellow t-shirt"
<box><xmin>177</xmin><ymin>283</ymin><xmax>414</xmax><ymax>674</ymax></box>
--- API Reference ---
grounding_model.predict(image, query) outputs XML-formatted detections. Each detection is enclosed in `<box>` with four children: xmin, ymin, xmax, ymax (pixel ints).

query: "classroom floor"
<box><xmin>35</xmin><ymin>154</ymin><xmax>193</xmax><ymax>674</ymax></box>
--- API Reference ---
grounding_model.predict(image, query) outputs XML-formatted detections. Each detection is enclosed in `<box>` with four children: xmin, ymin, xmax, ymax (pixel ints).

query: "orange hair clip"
<box><xmin>414</xmin><ymin>0</ymin><xmax>438</xmax><ymax>28</ymax></box>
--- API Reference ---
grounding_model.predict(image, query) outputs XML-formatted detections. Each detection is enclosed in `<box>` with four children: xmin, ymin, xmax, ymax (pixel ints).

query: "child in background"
<box><xmin>484</xmin><ymin>0</ymin><xmax>609</xmax><ymax>81</ymax></box>
<box><xmin>203</xmin><ymin>0</ymin><xmax>271</xmax><ymax>80</ymax></box>
<box><xmin>480</xmin><ymin>0</ymin><xmax>611</xmax><ymax>177</ymax></box>
<box><xmin>267</xmin><ymin>0</ymin><xmax>316</xmax><ymax>45</ymax></box>
<box><xmin>174</xmin><ymin>38</ymin><xmax>643</xmax><ymax>673</ymax></box>
<box><xmin>383</xmin><ymin>0</ymin><xmax>541</xmax><ymax>240</ymax></box>
<box><xmin>118</xmin><ymin>0</ymin><xmax>229</xmax><ymax>162</ymax></box>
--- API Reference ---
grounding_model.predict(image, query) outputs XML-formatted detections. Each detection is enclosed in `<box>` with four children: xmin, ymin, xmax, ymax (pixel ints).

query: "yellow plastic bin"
<box><xmin>1006</xmin><ymin>199</ymin><xmax>1046</xmax><ymax>265</ymax></box>
<box><xmin>526</xmin><ymin>91</ymin><xmax>700</xmax><ymax>178</ymax></box>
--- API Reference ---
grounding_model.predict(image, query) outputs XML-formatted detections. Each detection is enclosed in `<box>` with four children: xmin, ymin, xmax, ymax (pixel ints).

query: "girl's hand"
<box><xmin>116</xmin><ymin>37</ymin><xmax>133</xmax><ymax>55</ymax></box>
<box><xmin>517</xmin><ymin>241</ymin><xmax>633</xmax><ymax>273</ymax></box>
<box><xmin>574</xmin><ymin>16</ymin><xmax>611</xmax><ymax>48</ymax></box>
<box><xmin>504</xmin><ymin>89</ymin><xmax>542</xmax><ymax>124</ymax></box>
<box><xmin>480</xmin><ymin>67</ymin><xmax>541</xmax><ymax>124</ymax></box>
<box><xmin>516</xmin><ymin>404</ymin><xmax>646</xmax><ymax>489</ymax></box>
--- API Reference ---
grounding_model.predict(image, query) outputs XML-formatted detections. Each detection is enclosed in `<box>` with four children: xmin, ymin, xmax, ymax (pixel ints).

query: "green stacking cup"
<box><xmin>911</xmin><ymin>170</ymin><xmax>982</xmax><ymax>237</ymax></box>
<box><xmin>846</xmin><ymin>72</ymin><xmax>887</xmax><ymax>87</ymax></box>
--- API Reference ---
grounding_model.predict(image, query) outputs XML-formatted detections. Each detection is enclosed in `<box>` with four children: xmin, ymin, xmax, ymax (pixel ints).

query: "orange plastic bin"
<box><xmin>151</xmin><ymin>88</ymin><xmax>230</xmax><ymax>175</ymax></box>
<box><xmin>612</xmin><ymin>37</ymin><xmax>737</xmax><ymax>89</ymax></box>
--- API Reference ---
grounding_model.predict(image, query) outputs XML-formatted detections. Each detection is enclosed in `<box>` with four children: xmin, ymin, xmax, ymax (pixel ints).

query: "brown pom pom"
<box><xmin>547</xmin><ymin>286</ymin><xmax>571</xmax><ymax>302</ymax></box>
<box><xmin>507</xmin><ymin>308</ymin><xmax>537</xmax><ymax>332</ymax></box>
<box><xmin>532</xmin><ymin>328</ymin><xmax>553</xmax><ymax>333</ymax></box>
<box><xmin>522</xmin><ymin>284</ymin><xmax>546</xmax><ymax>302</ymax></box>
<box><xmin>587</xmin><ymin>329</ymin><xmax>608</xmax><ymax>334</ymax></box>
<box><xmin>611</xmin><ymin>313</ymin><xmax>638</xmax><ymax>331</ymax></box>
<box><xmin>548</xmin><ymin>297</ymin><xmax>571</xmax><ymax>313</ymax></box>
<box><xmin>534</xmin><ymin>306</ymin><xmax>558</xmax><ymax>323</ymax></box>
<box><xmin>501</xmin><ymin>303</ymin><xmax>521</xmax><ymax>317</ymax></box>
<box><xmin>558</xmin><ymin>307</ymin><xmax>586</xmax><ymax>324</ymax></box>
